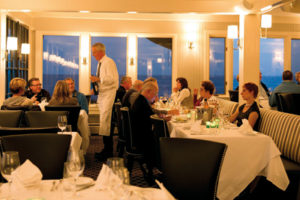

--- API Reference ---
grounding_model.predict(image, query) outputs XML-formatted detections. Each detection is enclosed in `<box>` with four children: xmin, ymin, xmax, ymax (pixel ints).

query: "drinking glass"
<box><xmin>106</xmin><ymin>157</ymin><xmax>124</xmax><ymax>172</ymax></box>
<box><xmin>66</xmin><ymin>150</ymin><xmax>85</xmax><ymax>197</ymax></box>
<box><xmin>58</xmin><ymin>115</ymin><xmax>68</xmax><ymax>133</ymax></box>
<box><xmin>1</xmin><ymin>151</ymin><xmax>20</xmax><ymax>199</ymax></box>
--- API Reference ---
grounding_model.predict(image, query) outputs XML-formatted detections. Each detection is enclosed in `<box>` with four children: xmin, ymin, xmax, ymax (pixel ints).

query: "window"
<box><xmin>291</xmin><ymin>39</ymin><xmax>300</xmax><ymax>80</ymax></box>
<box><xmin>90</xmin><ymin>36</ymin><xmax>127</xmax><ymax>102</ymax></box>
<box><xmin>5</xmin><ymin>17</ymin><xmax>29</xmax><ymax>98</ymax></box>
<box><xmin>138</xmin><ymin>37</ymin><xmax>172</xmax><ymax>97</ymax></box>
<box><xmin>209</xmin><ymin>37</ymin><xmax>225</xmax><ymax>94</ymax></box>
<box><xmin>43</xmin><ymin>35</ymin><xmax>79</xmax><ymax>95</ymax></box>
<box><xmin>233</xmin><ymin>38</ymin><xmax>284</xmax><ymax>91</ymax></box>
<box><xmin>233</xmin><ymin>39</ymin><xmax>239</xmax><ymax>90</ymax></box>
<box><xmin>260</xmin><ymin>38</ymin><xmax>284</xmax><ymax>91</ymax></box>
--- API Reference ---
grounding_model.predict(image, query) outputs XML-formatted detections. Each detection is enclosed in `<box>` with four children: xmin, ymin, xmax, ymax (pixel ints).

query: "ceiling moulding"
<box><xmin>26</xmin><ymin>12</ymin><xmax>239</xmax><ymax>22</ymax></box>
<box><xmin>0</xmin><ymin>0</ymin><xmax>239</xmax><ymax>13</ymax></box>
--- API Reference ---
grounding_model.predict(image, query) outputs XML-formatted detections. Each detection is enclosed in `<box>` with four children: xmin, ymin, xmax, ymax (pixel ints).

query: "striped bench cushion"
<box><xmin>258</xmin><ymin>109</ymin><xmax>300</xmax><ymax>164</ymax></box>
<box><xmin>217</xmin><ymin>98</ymin><xmax>239</xmax><ymax>116</ymax></box>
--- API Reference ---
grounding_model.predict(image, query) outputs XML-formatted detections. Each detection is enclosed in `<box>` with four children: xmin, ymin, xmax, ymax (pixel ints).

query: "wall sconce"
<box><xmin>261</xmin><ymin>14</ymin><xmax>272</xmax><ymax>38</ymax></box>
<box><xmin>187</xmin><ymin>41</ymin><xmax>195</xmax><ymax>49</ymax></box>
<box><xmin>21</xmin><ymin>43</ymin><xmax>30</xmax><ymax>54</ymax></box>
<box><xmin>82</xmin><ymin>57</ymin><xmax>87</xmax><ymax>65</ymax></box>
<box><xmin>129</xmin><ymin>57</ymin><xmax>134</xmax><ymax>65</ymax></box>
<box><xmin>227</xmin><ymin>25</ymin><xmax>241</xmax><ymax>49</ymax></box>
<box><xmin>7</xmin><ymin>37</ymin><xmax>18</xmax><ymax>51</ymax></box>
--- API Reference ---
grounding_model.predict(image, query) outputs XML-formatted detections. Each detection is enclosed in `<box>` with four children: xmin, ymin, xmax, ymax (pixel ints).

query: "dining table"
<box><xmin>168</xmin><ymin>119</ymin><xmax>290</xmax><ymax>200</ymax></box>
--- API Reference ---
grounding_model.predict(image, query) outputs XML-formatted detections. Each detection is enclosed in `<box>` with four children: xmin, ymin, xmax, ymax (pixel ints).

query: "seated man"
<box><xmin>115</xmin><ymin>76</ymin><xmax>132</xmax><ymax>103</ymax></box>
<box><xmin>24</xmin><ymin>78</ymin><xmax>51</xmax><ymax>103</ymax></box>
<box><xmin>65</xmin><ymin>77</ymin><xmax>89</xmax><ymax>114</ymax></box>
<box><xmin>296</xmin><ymin>71</ymin><xmax>300</xmax><ymax>85</ymax></box>
<box><xmin>65</xmin><ymin>78</ymin><xmax>90</xmax><ymax>154</ymax></box>
<box><xmin>259</xmin><ymin>72</ymin><xmax>270</xmax><ymax>99</ymax></box>
<box><xmin>269</xmin><ymin>70</ymin><xmax>300</xmax><ymax>108</ymax></box>
<box><xmin>130</xmin><ymin>82</ymin><xmax>158</xmax><ymax>182</ymax></box>
<box><xmin>122</xmin><ymin>79</ymin><xmax>143</xmax><ymax>108</ymax></box>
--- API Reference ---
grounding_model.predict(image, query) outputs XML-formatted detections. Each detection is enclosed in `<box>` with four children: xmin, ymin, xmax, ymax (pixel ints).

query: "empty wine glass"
<box><xmin>66</xmin><ymin>150</ymin><xmax>85</xmax><ymax>197</ymax></box>
<box><xmin>58</xmin><ymin>115</ymin><xmax>68</xmax><ymax>133</ymax></box>
<box><xmin>1</xmin><ymin>151</ymin><xmax>20</xmax><ymax>199</ymax></box>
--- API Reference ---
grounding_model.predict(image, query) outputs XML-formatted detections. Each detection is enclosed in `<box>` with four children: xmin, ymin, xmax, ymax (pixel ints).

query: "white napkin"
<box><xmin>95</xmin><ymin>164</ymin><xmax>123</xmax><ymax>189</ymax></box>
<box><xmin>38</xmin><ymin>100</ymin><xmax>48</xmax><ymax>111</ymax></box>
<box><xmin>155</xmin><ymin>180</ymin><xmax>176</xmax><ymax>200</ymax></box>
<box><xmin>58</xmin><ymin>132</ymin><xmax>82</xmax><ymax>152</ymax></box>
<box><xmin>12</xmin><ymin>159</ymin><xmax>42</xmax><ymax>187</ymax></box>
<box><xmin>238</xmin><ymin>119</ymin><xmax>256</xmax><ymax>135</ymax></box>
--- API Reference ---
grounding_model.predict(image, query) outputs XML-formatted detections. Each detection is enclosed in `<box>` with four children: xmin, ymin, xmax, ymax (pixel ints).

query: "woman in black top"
<box><xmin>229</xmin><ymin>82</ymin><xmax>260</xmax><ymax>131</ymax></box>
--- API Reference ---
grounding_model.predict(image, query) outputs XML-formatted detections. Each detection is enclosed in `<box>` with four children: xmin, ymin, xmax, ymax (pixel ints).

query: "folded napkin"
<box><xmin>12</xmin><ymin>159</ymin><xmax>42</xmax><ymax>187</ymax></box>
<box><xmin>96</xmin><ymin>164</ymin><xmax>123</xmax><ymax>189</ymax></box>
<box><xmin>238</xmin><ymin>119</ymin><xmax>256</xmax><ymax>135</ymax></box>
<box><xmin>38</xmin><ymin>100</ymin><xmax>49</xmax><ymax>111</ymax></box>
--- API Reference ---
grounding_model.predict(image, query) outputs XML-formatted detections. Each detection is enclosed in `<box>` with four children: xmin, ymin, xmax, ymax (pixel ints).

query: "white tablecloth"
<box><xmin>58</xmin><ymin>131</ymin><xmax>82</xmax><ymax>152</ymax></box>
<box><xmin>1</xmin><ymin>179</ymin><xmax>171</xmax><ymax>200</ymax></box>
<box><xmin>169</xmin><ymin>121</ymin><xmax>289</xmax><ymax>200</ymax></box>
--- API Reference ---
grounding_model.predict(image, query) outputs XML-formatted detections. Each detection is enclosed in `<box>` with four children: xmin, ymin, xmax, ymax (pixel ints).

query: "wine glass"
<box><xmin>1</xmin><ymin>151</ymin><xmax>20</xmax><ymax>199</ymax></box>
<box><xmin>58</xmin><ymin>115</ymin><xmax>68</xmax><ymax>133</ymax></box>
<box><xmin>66</xmin><ymin>150</ymin><xmax>85</xmax><ymax>197</ymax></box>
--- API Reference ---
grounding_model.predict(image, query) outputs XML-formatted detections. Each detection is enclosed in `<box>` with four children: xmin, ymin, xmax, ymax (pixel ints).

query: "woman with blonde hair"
<box><xmin>49</xmin><ymin>80</ymin><xmax>78</xmax><ymax>105</ymax></box>
<box><xmin>3</xmin><ymin>77</ymin><xmax>35</xmax><ymax>106</ymax></box>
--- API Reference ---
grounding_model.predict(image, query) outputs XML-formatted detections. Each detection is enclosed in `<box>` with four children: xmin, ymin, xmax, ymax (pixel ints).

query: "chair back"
<box><xmin>25</xmin><ymin>111</ymin><xmax>69</xmax><ymax>127</ymax></box>
<box><xmin>1</xmin><ymin>105</ymin><xmax>41</xmax><ymax>111</ymax></box>
<box><xmin>228</xmin><ymin>90</ymin><xmax>238</xmax><ymax>102</ymax></box>
<box><xmin>0</xmin><ymin>134</ymin><xmax>71</xmax><ymax>179</ymax></box>
<box><xmin>120</xmin><ymin>107</ymin><xmax>135</xmax><ymax>151</ymax></box>
<box><xmin>0</xmin><ymin>110</ymin><xmax>23</xmax><ymax>127</ymax></box>
<box><xmin>0</xmin><ymin>127</ymin><xmax>59</xmax><ymax>137</ymax></box>
<box><xmin>45</xmin><ymin>105</ymin><xmax>81</xmax><ymax>131</ymax></box>
<box><xmin>150</xmin><ymin>115</ymin><xmax>169</xmax><ymax>170</ymax></box>
<box><xmin>160</xmin><ymin>138</ymin><xmax>227</xmax><ymax>200</ymax></box>
<box><xmin>115</xmin><ymin>102</ymin><xmax>124</xmax><ymax>139</ymax></box>
<box><xmin>277</xmin><ymin>93</ymin><xmax>300</xmax><ymax>115</ymax></box>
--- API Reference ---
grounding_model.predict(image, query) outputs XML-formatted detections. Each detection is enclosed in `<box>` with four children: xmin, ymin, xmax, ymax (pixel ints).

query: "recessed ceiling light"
<box><xmin>127</xmin><ymin>11</ymin><xmax>137</xmax><ymax>14</ymax></box>
<box><xmin>79</xmin><ymin>11</ymin><xmax>90</xmax><ymax>13</ymax></box>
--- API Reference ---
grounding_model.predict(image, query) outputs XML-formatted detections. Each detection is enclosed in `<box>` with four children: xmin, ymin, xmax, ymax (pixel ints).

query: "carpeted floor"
<box><xmin>83</xmin><ymin>135</ymin><xmax>159</xmax><ymax>188</ymax></box>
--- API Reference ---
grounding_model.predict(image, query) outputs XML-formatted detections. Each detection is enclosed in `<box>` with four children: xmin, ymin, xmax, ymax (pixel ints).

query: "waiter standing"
<box><xmin>90</xmin><ymin>43</ymin><xmax>119</xmax><ymax>161</ymax></box>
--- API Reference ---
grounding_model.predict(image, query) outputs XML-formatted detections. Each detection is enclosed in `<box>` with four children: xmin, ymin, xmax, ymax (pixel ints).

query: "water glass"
<box><xmin>58</xmin><ymin>115</ymin><xmax>68</xmax><ymax>133</ymax></box>
<box><xmin>106</xmin><ymin>157</ymin><xmax>124</xmax><ymax>172</ymax></box>
<box><xmin>1</xmin><ymin>151</ymin><xmax>20</xmax><ymax>199</ymax></box>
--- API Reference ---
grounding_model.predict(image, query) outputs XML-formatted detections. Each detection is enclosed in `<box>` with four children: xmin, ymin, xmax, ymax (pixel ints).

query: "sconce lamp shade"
<box><xmin>261</xmin><ymin>14</ymin><xmax>272</xmax><ymax>28</ymax></box>
<box><xmin>7</xmin><ymin>37</ymin><xmax>18</xmax><ymax>51</ymax></box>
<box><xmin>227</xmin><ymin>25</ymin><xmax>238</xmax><ymax>39</ymax></box>
<box><xmin>21</xmin><ymin>43</ymin><xmax>30</xmax><ymax>54</ymax></box>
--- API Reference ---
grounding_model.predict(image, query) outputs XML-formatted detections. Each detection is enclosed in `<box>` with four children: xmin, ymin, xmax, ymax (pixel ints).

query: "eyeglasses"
<box><xmin>31</xmin><ymin>84</ymin><xmax>42</xmax><ymax>87</ymax></box>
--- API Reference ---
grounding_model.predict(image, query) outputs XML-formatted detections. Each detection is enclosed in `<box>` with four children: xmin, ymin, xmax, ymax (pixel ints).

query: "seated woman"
<box><xmin>49</xmin><ymin>80</ymin><xmax>78</xmax><ymax>105</ymax></box>
<box><xmin>3</xmin><ymin>78</ymin><xmax>35</xmax><ymax>107</ymax></box>
<box><xmin>171</xmin><ymin>77</ymin><xmax>193</xmax><ymax>108</ymax></box>
<box><xmin>229</xmin><ymin>82</ymin><xmax>260</xmax><ymax>131</ymax></box>
<box><xmin>199</xmin><ymin>80</ymin><xmax>218</xmax><ymax>107</ymax></box>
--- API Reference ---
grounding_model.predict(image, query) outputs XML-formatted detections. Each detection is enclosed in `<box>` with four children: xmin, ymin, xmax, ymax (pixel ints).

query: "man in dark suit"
<box><xmin>130</xmin><ymin>82</ymin><xmax>158</xmax><ymax>182</ymax></box>
<box><xmin>122</xmin><ymin>79</ymin><xmax>143</xmax><ymax>108</ymax></box>
<box><xmin>24</xmin><ymin>78</ymin><xmax>51</xmax><ymax>103</ymax></box>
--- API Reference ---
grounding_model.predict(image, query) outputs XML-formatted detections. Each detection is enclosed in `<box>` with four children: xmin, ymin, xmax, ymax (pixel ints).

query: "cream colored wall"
<box><xmin>0</xmin><ymin>11</ymin><xmax>6</xmax><ymax>105</ymax></box>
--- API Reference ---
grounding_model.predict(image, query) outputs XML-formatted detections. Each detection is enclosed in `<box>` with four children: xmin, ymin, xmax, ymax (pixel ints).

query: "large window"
<box><xmin>90</xmin><ymin>36</ymin><xmax>127</xmax><ymax>102</ymax></box>
<box><xmin>233</xmin><ymin>39</ymin><xmax>239</xmax><ymax>90</ymax></box>
<box><xmin>5</xmin><ymin>17</ymin><xmax>29</xmax><ymax>98</ymax></box>
<box><xmin>260</xmin><ymin>38</ymin><xmax>284</xmax><ymax>91</ymax></box>
<box><xmin>43</xmin><ymin>35</ymin><xmax>79</xmax><ymax>95</ymax></box>
<box><xmin>291</xmin><ymin>39</ymin><xmax>300</xmax><ymax>80</ymax></box>
<box><xmin>232</xmin><ymin>38</ymin><xmax>284</xmax><ymax>91</ymax></box>
<box><xmin>137</xmin><ymin>37</ymin><xmax>172</xmax><ymax>97</ymax></box>
<box><xmin>209</xmin><ymin>37</ymin><xmax>225</xmax><ymax>94</ymax></box>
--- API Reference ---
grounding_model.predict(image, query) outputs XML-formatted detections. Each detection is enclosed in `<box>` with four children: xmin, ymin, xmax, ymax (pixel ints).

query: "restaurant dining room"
<box><xmin>0</xmin><ymin>0</ymin><xmax>299</xmax><ymax>199</ymax></box>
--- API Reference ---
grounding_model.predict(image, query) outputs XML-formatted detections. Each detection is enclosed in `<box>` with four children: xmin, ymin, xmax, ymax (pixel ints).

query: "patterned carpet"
<box><xmin>83</xmin><ymin>135</ymin><xmax>159</xmax><ymax>188</ymax></box>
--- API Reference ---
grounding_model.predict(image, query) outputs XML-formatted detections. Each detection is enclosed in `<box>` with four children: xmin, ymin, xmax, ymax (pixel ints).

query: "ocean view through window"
<box><xmin>137</xmin><ymin>37</ymin><xmax>172</xmax><ymax>97</ymax></box>
<box><xmin>43</xmin><ymin>35</ymin><xmax>79</xmax><ymax>95</ymax></box>
<box><xmin>209</xmin><ymin>37</ymin><xmax>225</xmax><ymax>94</ymax></box>
<box><xmin>233</xmin><ymin>38</ymin><xmax>284</xmax><ymax>91</ymax></box>
<box><xmin>291</xmin><ymin>39</ymin><xmax>300</xmax><ymax>81</ymax></box>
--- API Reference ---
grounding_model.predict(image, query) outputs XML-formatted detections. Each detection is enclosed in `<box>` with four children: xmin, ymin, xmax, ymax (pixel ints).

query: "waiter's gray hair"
<box><xmin>92</xmin><ymin>43</ymin><xmax>106</xmax><ymax>53</ymax></box>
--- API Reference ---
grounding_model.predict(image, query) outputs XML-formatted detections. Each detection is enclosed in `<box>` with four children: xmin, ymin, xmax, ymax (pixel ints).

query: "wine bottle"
<box><xmin>92</xmin><ymin>82</ymin><xmax>99</xmax><ymax>95</ymax></box>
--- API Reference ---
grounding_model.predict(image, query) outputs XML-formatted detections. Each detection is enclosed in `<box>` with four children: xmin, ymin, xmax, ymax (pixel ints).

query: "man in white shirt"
<box><xmin>90</xmin><ymin>43</ymin><xmax>119</xmax><ymax>161</ymax></box>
